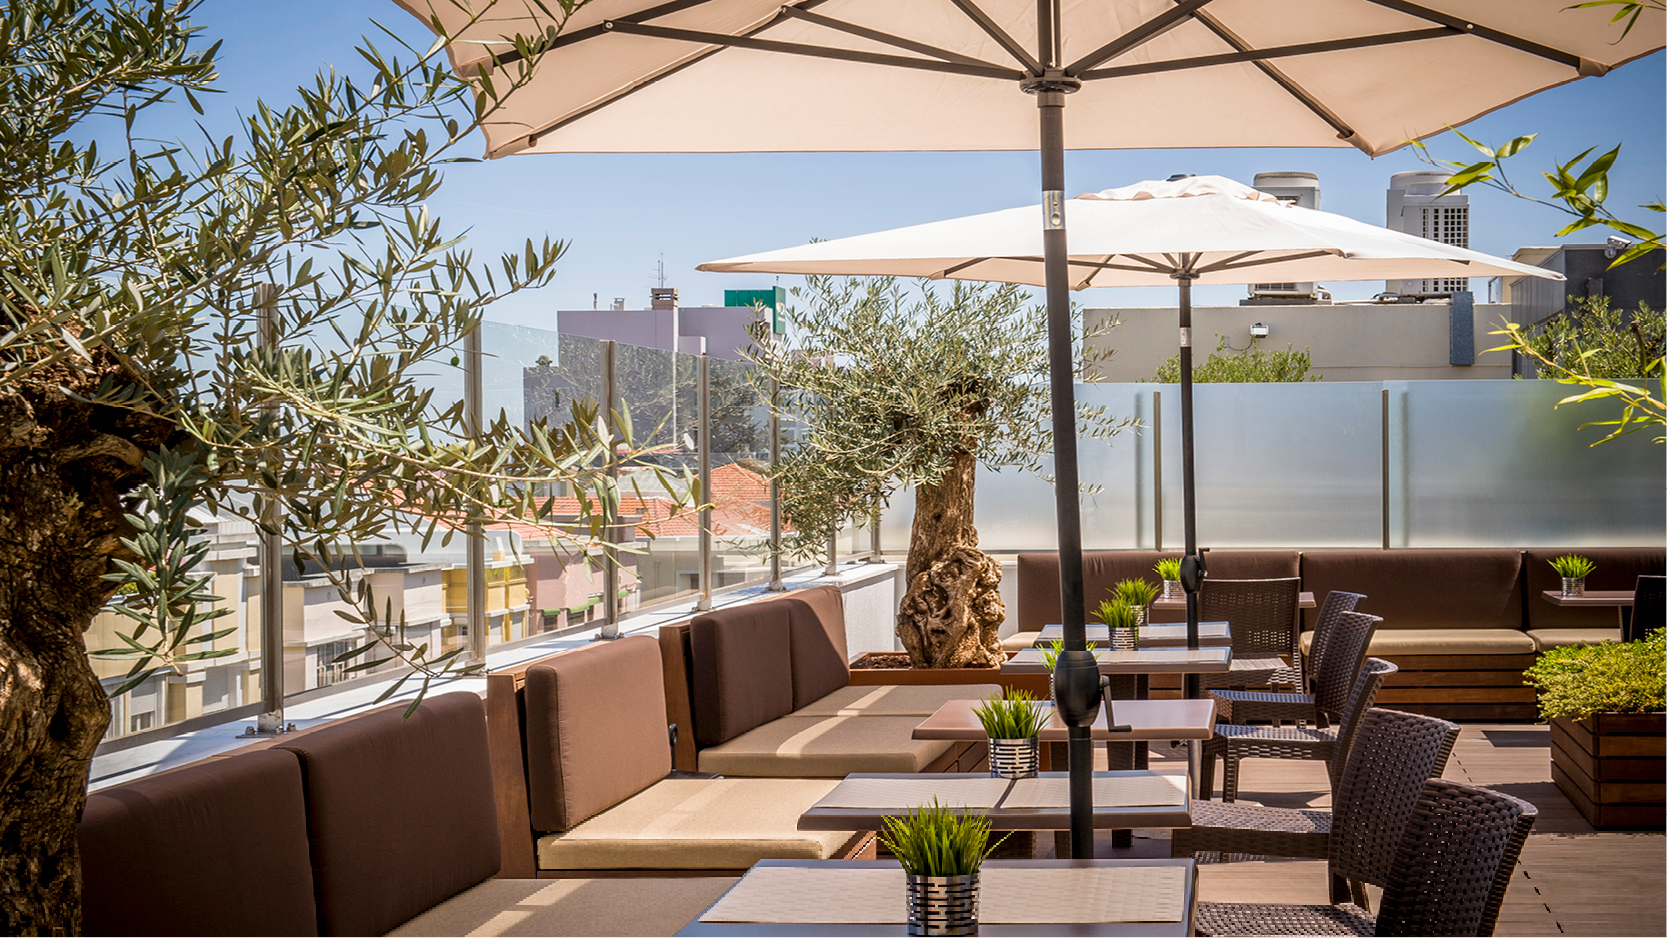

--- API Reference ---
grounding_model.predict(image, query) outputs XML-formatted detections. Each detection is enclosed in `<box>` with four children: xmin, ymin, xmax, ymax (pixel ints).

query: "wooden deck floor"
<box><xmin>1035</xmin><ymin>724</ymin><xmax>1664</xmax><ymax>937</ymax></box>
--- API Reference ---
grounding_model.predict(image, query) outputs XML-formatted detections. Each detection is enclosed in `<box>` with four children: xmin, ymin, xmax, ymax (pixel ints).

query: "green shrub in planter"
<box><xmin>1548</xmin><ymin>554</ymin><xmax>1596</xmax><ymax>579</ymax></box>
<box><xmin>877</xmin><ymin>799</ymin><xmax>1003</xmax><ymax>876</ymax></box>
<box><xmin>1154</xmin><ymin>558</ymin><xmax>1182</xmax><ymax>581</ymax></box>
<box><xmin>971</xmin><ymin>689</ymin><xmax>1046</xmax><ymax>739</ymax></box>
<box><xmin>1524</xmin><ymin>629</ymin><xmax>1665</xmax><ymax>721</ymax></box>
<box><xmin>1112</xmin><ymin>577</ymin><xmax>1160</xmax><ymax>607</ymax></box>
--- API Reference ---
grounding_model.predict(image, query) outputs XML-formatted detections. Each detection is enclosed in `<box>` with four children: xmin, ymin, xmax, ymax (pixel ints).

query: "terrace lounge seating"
<box><xmin>1522</xmin><ymin>547</ymin><xmax>1665</xmax><ymax>649</ymax></box>
<box><xmin>80</xmin><ymin>693</ymin><xmax>715</xmax><ymax>936</ymax></box>
<box><xmin>659</xmin><ymin>585</ymin><xmax>999</xmax><ymax>776</ymax></box>
<box><xmin>485</xmin><ymin>634</ymin><xmax>871</xmax><ymax>878</ymax></box>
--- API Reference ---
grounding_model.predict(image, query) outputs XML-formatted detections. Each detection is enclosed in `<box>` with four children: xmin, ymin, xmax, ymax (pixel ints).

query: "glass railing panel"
<box><xmin>1394</xmin><ymin>379</ymin><xmax>1665</xmax><ymax>547</ymax></box>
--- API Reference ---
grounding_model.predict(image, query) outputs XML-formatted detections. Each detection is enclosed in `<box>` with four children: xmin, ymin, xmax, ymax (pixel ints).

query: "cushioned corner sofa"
<box><xmin>658</xmin><ymin>584</ymin><xmax>1000</xmax><ymax>776</ymax></box>
<box><xmin>1015</xmin><ymin>547</ymin><xmax>1663</xmax><ymax>721</ymax></box>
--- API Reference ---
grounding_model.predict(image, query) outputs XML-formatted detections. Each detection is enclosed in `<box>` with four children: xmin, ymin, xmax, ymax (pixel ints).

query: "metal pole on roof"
<box><xmin>768</xmin><ymin>376</ymin><xmax>784</xmax><ymax>591</ymax></box>
<box><xmin>466</xmin><ymin>323</ymin><xmax>489</xmax><ymax>663</ymax></box>
<box><xmin>696</xmin><ymin>354</ymin><xmax>713</xmax><ymax>612</ymax></box>
<box><xmin>254</xmin><ymin>283</ymin><xmax>288</xmax><ymax>735</ymax></box>
<box><xmin>598</xmin><ymin>339</ymin><xmax>621</xmax><ymax>639</ymax></box>
<box><xmin>1025</xmin><ymin>0</ymin><xmax>1097</xmax><ymax>860</ymax></box>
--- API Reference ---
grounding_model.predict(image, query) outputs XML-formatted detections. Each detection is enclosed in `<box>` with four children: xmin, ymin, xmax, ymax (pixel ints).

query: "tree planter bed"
<box><xmin>848</xmin><ymin>652</ymin><xmax>1049</xmax><ymax>698</ymax></box>
<box><xmin>1549</xmin><ymin>712</ymin><xmax>1665</xmax><ymax>830</ymax></box>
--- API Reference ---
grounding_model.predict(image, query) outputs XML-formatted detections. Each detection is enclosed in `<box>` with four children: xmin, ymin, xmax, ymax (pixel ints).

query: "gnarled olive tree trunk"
<box><xmin>0</xmin><ymin>361</ymin><xmax>170</xmax><ymax>934</ymax></box>
<box><xmin>896</xmin><ymin>448</ymin><xmax>1005</xmax><ymax>669</ymax></box>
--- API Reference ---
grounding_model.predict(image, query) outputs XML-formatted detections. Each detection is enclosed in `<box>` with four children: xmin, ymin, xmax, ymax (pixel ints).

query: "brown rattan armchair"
<box><xmin>1173</xmin><ymin>708</ymin><xmax>1460</xmax><ymax>907</ymax></box>
<box><xmin>1199</xmin><ymin>657</ymin><xmax>1397</xmax><ymax>802</ymax></box>
<box><xmin>1195</xmin><ymin>778</ymin><xmax>1538</xmax><ymax>936</ymax></box>
<box><xmin>1196</xmin><ymin>577</ymin><xmax>1303</xmax><ymax>690</ymax></box>
<box><xmin>1211</xmin><ymin>602</ymin><xmax>1374</xmax><ymax>729</ymax></box>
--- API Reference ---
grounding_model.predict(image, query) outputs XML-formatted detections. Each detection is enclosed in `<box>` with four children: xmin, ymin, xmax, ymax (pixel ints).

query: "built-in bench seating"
<box><xmin>659</xmin><ymin>585</ymin><xmax>1000</xmax><ymax>775</ymax></box>
<box><xmin>78</xmin><ymin>693</ymin><xmax>732</xmax><ymax>936</ymax></box>
<box><xmin>1015</xmin><ymin>547</ymin><xmax>1664</xmax><ymax>721</ymax></box>
<box><xmin>485</xmin><ymin>634</ymin><xmax>872</xmax><ymax>878</ymax></box>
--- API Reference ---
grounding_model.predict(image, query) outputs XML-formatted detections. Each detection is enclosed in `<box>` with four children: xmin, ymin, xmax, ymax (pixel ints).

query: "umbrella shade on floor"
<box><xmin>396</xmin><ymin>0</ymin><xmax>1654</xmax><ymax>861</ymax></box>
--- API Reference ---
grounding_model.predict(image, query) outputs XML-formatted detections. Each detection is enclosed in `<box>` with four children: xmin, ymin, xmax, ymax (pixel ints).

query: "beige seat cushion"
<box><xmin>1528</xmin><ymin>628</ymin><xmax>1623</xmax><ymax>652</ymax></box>
<box><xmin>534</xmin><ymin>778</ymin><xmax>852</xmax><ymax>870</ymax></box>
<box><xmin>697</xmin><ymin>716</ymin><xmax>955</xmax><ymax>777</ymax></box>
<box><xmin>389</xmin><ymin>876</ymin><xmax>738</xmax><ymax>936</ymax></box>
<box><xmin>1002</xmin><ymin>632</ymin><xmax>1041</xmax><ymax>652</ymax></box>
<box><xmin>794</xmin><ymin>683</ymin><xmax>1005</xmax><ymax>717</ymax></box>
<box><xmin>1335</xmin><ymin>628</ymin><xmax>1537</xmax><ymax>657</ymax></box>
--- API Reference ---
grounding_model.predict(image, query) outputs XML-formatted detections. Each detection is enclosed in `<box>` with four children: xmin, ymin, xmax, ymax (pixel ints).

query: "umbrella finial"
<box><xmin>1166</xmin><ymin>173</ymin><xmax>1195</xmax><ymax>182</ymax></box>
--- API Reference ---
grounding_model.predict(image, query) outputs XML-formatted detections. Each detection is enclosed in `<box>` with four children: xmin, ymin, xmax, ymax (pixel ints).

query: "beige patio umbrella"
<box><xmin>396</xmin><ymin>0</ymin><xmax>1659</xmax><ymax>858</ymax></box>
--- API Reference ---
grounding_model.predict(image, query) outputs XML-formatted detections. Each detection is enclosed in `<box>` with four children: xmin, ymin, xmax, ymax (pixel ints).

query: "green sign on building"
<box><xmin>724</xmin><ymin>286</ymin><xmax>788</xmax><ymax>334</ymax></box>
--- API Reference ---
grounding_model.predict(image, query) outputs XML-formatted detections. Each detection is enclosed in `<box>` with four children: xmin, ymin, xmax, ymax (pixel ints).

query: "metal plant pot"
<box><xmin>1134</xmin><ymin>605</ymin><xmax>1150</xmax><ymax>628</ymax></box>
<box><xmin>1562</xmin><ymin>577</ymin><xmax>1586</xmax><ymax>597</ymax></box>
<box><xmin>1109</xmin><ymin>627</ymin><xmax>1139</xmax><ymax>651</ymax></box>
<box><xmin>987</xmin><ymin>737</ymin><xmax>1039</xmax><ymax>779</ymax></box>
<box><xmin>905</xmin><ymin>872</ymin><xmax>980</xmax><ymax>936</ymax></box>
<box><xmin>1163</xmin><ymin>579</ymin><xmax>1184</xmax><ymax>601</ymax></box>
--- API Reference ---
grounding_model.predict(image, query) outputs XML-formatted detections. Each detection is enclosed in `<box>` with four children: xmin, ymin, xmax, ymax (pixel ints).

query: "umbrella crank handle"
<box><xmin>1101</xmin><ymin>675</ymin><xmax>1131</xmax><ymax>733</ymax></box>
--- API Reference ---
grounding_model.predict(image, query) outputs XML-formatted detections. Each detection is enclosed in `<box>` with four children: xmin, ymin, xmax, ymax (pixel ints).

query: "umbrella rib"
<box><xmin>778</xmin><ymin>7</ymin><xmax>1010</xmax><ymax>70</ymax></box>
<box><xmin>1361</xmin><ymin>0</ymin><xmax>1586</xmax><ymax>70</ymax></box>
<box><xmin>1077</xmin><ymin>27</ymin><xmax>1459</xmax><ymax>81</ymax></box>
<box><xmin>604</xmin><ymin>21</ymin><xmax>1027</xmax><ymax>81</ymax></box>
<box><xmin>940</xmin><ymin>257</ymin><xmax>999</xmax><ymax>277</ymax></box>
<box><xmin>1203</xmin><ymin>250</ymin><xmax>1344</xmax><ymax>273</ymax></box>
<box><xmin>482</xmin><ymin>0</ymin><xmax>731</xmax><ymax>70</ymax></box>
<box><xmin>1192</xmin><ymin>250</ymin><xmax>1263</xmax><ymax>274</ymax></box>
<box><xmin>946</xmin><ymin>0</ymin><xmax>1043</xmax><ymax>75</ymax></box>
<box><xmin>1065</xmin><ymin>0</ymin><xmax>1217</xmax><ymax>75</ymax></box>
<box><xmin>1183</xmin><ymin>9</ymin><xmax>1367</xmax><ymax>153</ymax></box>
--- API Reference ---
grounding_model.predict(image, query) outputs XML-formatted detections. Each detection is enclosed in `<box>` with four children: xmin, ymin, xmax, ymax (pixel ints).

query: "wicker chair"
<box><xmin>1195</xmin><ymin>778</ymin><xmax>1538</xmax><ymax>937</ymax></box>
<box><xmin>1211</xmin><ymin>606</ymin><xmax>1376</xmax><ymax>729</ymax></box>
<box><xmin>1199</xmin><ymin>658</ymin><xmax>1397</xmax><ymax>802</ymax></box>
<box><xmin>1196</xmin><ymin>577</ymin><xmax>1303</xmax><ymax>690</ymax></box>
<box><xmin>1631</xmin><ymin>574</ymin><xmax>1664</xmax><ymax>641</ymax></box>
<box><xmin>1172</xmin><ymin>708</ymin><xmax>1460</xmax><ymax>899</ymax></box>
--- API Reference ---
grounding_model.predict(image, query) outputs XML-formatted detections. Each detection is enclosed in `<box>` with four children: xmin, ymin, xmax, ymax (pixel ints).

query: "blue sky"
<box><xmin>166</xmin><ymin>1</ymin><xmax>1662</xmax><ymax>325</ymax></box>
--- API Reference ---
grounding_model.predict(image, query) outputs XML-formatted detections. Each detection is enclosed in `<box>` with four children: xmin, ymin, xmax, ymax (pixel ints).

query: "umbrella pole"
<box><xmin>1178</xmin><ymin>273</ymin><xmax>1201</xmax><ymax>653</ymax></box>
<box><xmin>1034</xmin><ymin>84</ymin><xmax>1097</xmax><ymax>861</ymax></box>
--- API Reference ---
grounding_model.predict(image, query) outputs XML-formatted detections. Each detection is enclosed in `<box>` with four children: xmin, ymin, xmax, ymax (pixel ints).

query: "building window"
<box><xmin>315</xmin><ymin>639</ymin><xmax>355</xmax><ymax>688</ymax></box>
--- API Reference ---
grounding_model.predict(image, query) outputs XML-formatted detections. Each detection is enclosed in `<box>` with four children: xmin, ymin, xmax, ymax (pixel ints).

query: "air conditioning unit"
<box><xmin>1386</xmin><ymin>172</ymin><xmax>1471</xmax><ymax>297</ymax></box>
<box><xmin>1249</xmin><ymin>172</ymin><xmax>1320</xmax><ymax>301</ymax></box>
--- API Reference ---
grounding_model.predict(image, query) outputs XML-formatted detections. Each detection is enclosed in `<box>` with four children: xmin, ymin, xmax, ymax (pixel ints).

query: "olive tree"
<box><xmin>748</xmin><ymin>276</ymin><xmax>1131</xmax><ymax>669</ymax></box>
<box><xmin>0</xmin><ymin>1</ymin><xmax>676</xmax><ymax>931</ymax></box>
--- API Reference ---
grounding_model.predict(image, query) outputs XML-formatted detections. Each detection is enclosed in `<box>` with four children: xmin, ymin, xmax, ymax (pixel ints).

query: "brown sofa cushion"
<box><xmin>696</xmin><ymin>715</ymin><xmax>956</xmax><ymax>776</ymax></box>
<box><xmin>79</xmin><ymin>750</ymin><xmax>318</xmax><ymax>937</ymax></box>
<box><xmin>690</xmin><ymin>599</ymin><xmax>796</xmax><ymax>746</ymax></box>
<box><xmin>278</xmin><ymin>692</ymin><xmax>499</xmax><ymax>937</ymax></box>
<box><xmin>1523</xmin><ymin>547</ymin><xmax>1665</xmax><ymax>630</ymax></box>
<box><xmin>784</xmin><ymin>585</ymin><xmax>851</xmax><ymax>710</ymax></box>
<box><xmin>1300</xmin><ymin>549</ymin><xmax>1524</xmax><ymax>632</ymax></box>
<box><xmin>525</xmin><ymin>636</ymin><xmax>671</xmax><ymax>832</ymax></box>
<box><xmin>1016</xmin><ymin>550</ymin><xmax>1301</xmax><ymax>631</ymax></box>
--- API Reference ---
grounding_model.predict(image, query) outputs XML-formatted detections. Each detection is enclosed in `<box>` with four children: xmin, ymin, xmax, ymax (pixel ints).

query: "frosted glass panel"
<box><xmin>1163</xmin><ymin>381</ymin><xmax>1382</xmax><ymax>548</ymax></box>
<box><xmin>1395</xmin><ymin>380</ymin><xmax>1664</xmax><ymax>547</ymax></box>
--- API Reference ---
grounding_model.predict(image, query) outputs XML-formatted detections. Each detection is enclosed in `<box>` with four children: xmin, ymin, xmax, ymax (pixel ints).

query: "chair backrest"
<box><xmin>1304</xmin><ymin>590</ymin><xmax>1366</xmax><ymax>691</ymax></box>
<box><xmin>1327</xmin><ymin>657</ymin><xmax>1398</xmax><ymax>790</ymax></box>
<box><xmin>1199</xmin><ymin>577</ymin><xmax>1302</xmax><ymax>660</ymax></box>
<box><xmin>1373</xmin><ymin>779</ymin><xmax>1538</xmax><ymax>937</ymax></box>
<box><xmin>523</xmin><ymin>635</ymin><xmax>671</xmax><ymax>833</ymax></box>
<box><xmin>1632</xmin><ymin>575</ymin><xmax>1665</xmax><ymax>642</ymax></box>
<box><xmin>1328</xmin><ymin>709</ymin><xmax>1462</xmax><ymax>891</ymax></box>
<box><xmin>1312</xmin><ymin>610</ymin><xmax>1378</xmax><ymax>719</ymax></box>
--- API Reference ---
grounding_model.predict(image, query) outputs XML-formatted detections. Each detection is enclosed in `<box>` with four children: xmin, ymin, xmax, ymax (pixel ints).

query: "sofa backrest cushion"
<box><xmin>690</xmin><ymin>599</ymin><xmax>796</xmax><ymax>745</ymax></box>
<box><xmin>524</xmin><ymin>636</ymin><xmax>671</xmax><ymax>832</ymax></box>
<box><xmin>79</xmin><ymin>750</ymin><xmax>318</xmax><ymax>937</ymax></box>
<box><xmin>1523</xmin><ymin>547</ymin><xmax>1666</xmax><ymax>630</ymax></box>
<box><xmin>784</xmin><ymin>585</ymin><xmax>851</xmax><ymax>709</ymax></box>
<box><xmin>277</xmin><ymin>692</ymin><xmax>499</xmax><ymax>937</ymax></box>
<box><xmin>1016</xmin><ymin>550</ymin><xmax>1302</xmax><ymax>630</ymax></box>
<box><xmin>1300</xmin><ymin>550</ymin><xmax>1524</xmax><ymax>632</ymax></box>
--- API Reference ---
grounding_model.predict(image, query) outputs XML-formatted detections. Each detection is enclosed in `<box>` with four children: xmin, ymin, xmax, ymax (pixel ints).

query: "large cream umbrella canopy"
<box><xmin>396</xmin><ymin>0</ymin><xmax>1657</xmax><ymax>858</ymax></box>
<box><xmin>700</xmin><ymin>171</ymin><xmax>1565</xmax><ymax>648</ymax></box>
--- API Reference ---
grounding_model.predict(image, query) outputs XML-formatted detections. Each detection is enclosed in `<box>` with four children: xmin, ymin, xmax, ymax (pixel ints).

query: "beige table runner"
<box><xmin>814</xmin><ymin>776</ymin><xmax>1010</xmax><ymax>809</ymax></box>
<box><xmin>699</xmin><ymin>865</ymin><xmax>1187</xmax><ymax>923</ymax></box>
<box><xmin>1001</xmin><ymin>774</ymin><xmax>1187</xmax><ymax>809</ymax></box>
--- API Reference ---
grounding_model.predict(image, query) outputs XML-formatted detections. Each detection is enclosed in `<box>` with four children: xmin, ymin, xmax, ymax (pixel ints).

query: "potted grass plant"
<box><xmin>878</xmin><ymin>799</ymin><xmax>1001</xmax><ymax>936</ymax></box>
<box><xmin>1549</xmin><ymin>554</ymin><xmax>1597</xmax><ymax>596</ymax></box>
<box><xmin>1112</xmin><ymin>578</ymin><xmax>1160</xmax><ymax>628</ymax></box>
<box><xmin>1093</xmin><ymin>598</ymin><xmax>1142</xmax><ymax>650</ymax></box>
<box><xmin>1523</xmin><ymin>629</ymin><xmax>1664</xmax><ymax>829</ymax></box>
<box><xmin>1154</xmin><ymin>558</ymin><xmax>1183</xmax><ymax>601</ymax></box>
<box><xmin>971</xmin><ymin>689</ymin><xmax>1046</xmax><ymax>779</ymax></box>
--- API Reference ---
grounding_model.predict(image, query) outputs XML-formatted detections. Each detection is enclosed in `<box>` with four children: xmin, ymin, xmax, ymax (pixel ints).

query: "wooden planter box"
<box><xmin>847</xmin><ymin>652</ymin><xmax>1049</xmax><ymax>697</ymax></box>
<box><xmin>1550</xmin><ymin>712</ymin><xmax>1666</xmax><ymax>830</ymax></box>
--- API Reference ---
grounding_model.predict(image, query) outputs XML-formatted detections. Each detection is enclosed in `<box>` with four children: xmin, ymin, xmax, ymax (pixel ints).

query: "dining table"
<box><xmin>676</xmin><ymin>858</ymin><xmax>1198</xmax><ymax>936</ymax></box>
<box><xmin>1540</xmin><ymin>589</ymin><xmax>1639</xmax><ymax>639</ymax></box>
<box><xmin>1033</xmin><ymin>621</ymin><xmax>1232</xmax><ymax>648</ymax></box>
